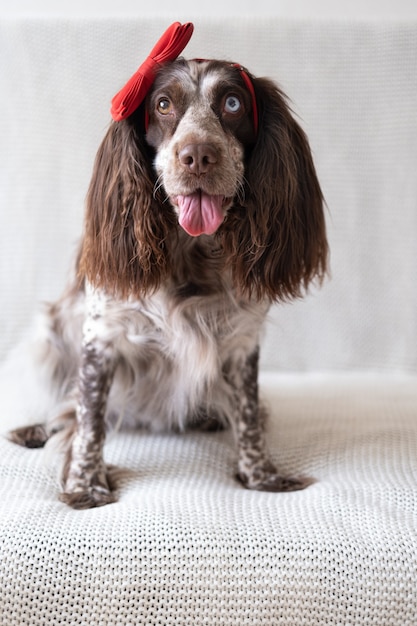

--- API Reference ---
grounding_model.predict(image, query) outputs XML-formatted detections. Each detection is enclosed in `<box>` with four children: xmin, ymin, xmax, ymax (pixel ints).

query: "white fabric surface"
<box><xmin>0</xmin><ymin>18</ymin><xmax>416</xmax><ymax>372</ymax></box>
<box><xmin>0</xmin><ymin>372</ymin><xmax>416</xmax><ymax>625</ymax></box>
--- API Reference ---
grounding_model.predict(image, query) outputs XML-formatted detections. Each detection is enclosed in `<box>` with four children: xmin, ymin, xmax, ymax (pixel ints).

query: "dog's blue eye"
<box><xmin>224</xmin><ymin>95</ymin><xmax>242</xmax><ymax>114</ymax></box>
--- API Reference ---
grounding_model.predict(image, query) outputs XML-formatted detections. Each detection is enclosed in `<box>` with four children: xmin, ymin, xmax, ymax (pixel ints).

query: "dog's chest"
<box><xmin>110</xmin><ymin>287</ymin><xmax>266</xmax><ymax>359</ymax></box>
<box><xmin>84</xmin><ymin>280</ymin><xmax>266</xmax><ymax>382</ymax></box>
<box><xmin>89</xmin><ymin>284</ymin><xmax>268</xmax><ymax>429</ymax></box>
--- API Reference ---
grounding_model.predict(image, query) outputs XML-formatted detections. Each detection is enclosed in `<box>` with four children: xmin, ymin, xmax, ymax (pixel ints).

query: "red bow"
<box><xmin>111</xmin><ymin>22</ymin><xmax>194</xmax><ymax>121</ymax></box>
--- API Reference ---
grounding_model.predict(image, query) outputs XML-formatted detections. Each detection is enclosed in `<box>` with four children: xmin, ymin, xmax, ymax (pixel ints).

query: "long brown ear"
<box><xmin>222</xmin><ymin>77</ymin><xmax>328</xmax><ymax>301</ymax></box>
<box><xmin>78</xmin><ymin>114</ymin><xmax>176</xmax><ymax>298</ymax></box>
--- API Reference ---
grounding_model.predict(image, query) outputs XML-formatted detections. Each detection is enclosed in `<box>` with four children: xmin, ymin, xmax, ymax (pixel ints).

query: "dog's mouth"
<box><xmin>172</xmin><ymin>191</ymin><xmax>231</xmax><ymax>237</ymax></box>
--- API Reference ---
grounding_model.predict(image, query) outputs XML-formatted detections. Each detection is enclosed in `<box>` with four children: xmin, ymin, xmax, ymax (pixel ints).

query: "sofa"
<box><xmin>0</xmin><ymin>17</ymin><xmax>416</xmax><ymax>625</ymax></box>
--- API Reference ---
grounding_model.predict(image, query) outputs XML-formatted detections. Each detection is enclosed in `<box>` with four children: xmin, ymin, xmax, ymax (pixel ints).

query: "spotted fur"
<box><xmin>8</xmin><ymin>59</ymin><xmax>327</xmax><ymax>508</ymax></box>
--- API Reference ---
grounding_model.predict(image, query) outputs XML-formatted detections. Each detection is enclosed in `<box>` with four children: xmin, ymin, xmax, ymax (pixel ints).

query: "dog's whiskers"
<box><xmin>153</xmin><ymin>175</ymin><xmax>167</xmax><ymax>200</ymax></box>
<box><xmin>235</xmin><ymin>179</ymin><xmax>246</xmax><ymax>205</ymax></box>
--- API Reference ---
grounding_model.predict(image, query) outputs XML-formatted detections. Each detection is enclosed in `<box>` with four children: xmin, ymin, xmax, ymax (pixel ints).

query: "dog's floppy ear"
<box><xmin>78</xmin><ymin>112</ymin><xmax>176</xmax><ymax>297</ymax></box>
<box><xmin>222</xmin><ymin>77</ymin><xmax>328</xmax><ymax>301</ymax></box>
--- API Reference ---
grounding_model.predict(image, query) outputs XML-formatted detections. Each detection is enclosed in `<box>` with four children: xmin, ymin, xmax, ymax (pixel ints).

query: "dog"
<box><xmin>8</xmin><ymin>23</ymin><xmax>328</xmax><ymax>508</ymax></box>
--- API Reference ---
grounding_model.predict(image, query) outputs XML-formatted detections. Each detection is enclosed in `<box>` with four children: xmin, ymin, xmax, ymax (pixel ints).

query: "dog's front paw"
<box><xmin>237</xmin><ymin>462</ymin><xmax>314</xmax><ymax>493</ymax></box>
<box><xmin>59</xmin><ymin>484</ymin><xmax>116</xmax><ymax>509</ymax></box>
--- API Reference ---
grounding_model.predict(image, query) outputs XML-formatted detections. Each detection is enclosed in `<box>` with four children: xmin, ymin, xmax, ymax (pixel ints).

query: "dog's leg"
<box><xmin>60</xmin><ymin>335</ymin><xmax>116</xmax><ymax>509</ymax></box>
<box><xmin>229</xmin><ymin>347</ymin><xmax>312</xmax><ymax>492</ymax></box>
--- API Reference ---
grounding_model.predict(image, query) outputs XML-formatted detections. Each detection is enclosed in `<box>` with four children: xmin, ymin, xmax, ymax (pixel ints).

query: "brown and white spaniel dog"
<box><xmin>9</xmin><ymin>51</ymin><xmax>328</xmax><ymax>508</ymax></box>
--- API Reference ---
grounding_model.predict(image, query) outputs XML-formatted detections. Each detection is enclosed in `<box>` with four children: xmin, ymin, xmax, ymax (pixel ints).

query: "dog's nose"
<box><xmin>178</xmin><ymin>143</ymin><xmax>218</xmax><ymax>175</ymax></box>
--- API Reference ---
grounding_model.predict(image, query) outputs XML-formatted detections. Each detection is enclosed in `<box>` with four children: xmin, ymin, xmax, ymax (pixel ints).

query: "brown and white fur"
<box><xmin>8</xmin><ymin>59</ymin><xmax>328</xmax><ymax>508</ymax></box>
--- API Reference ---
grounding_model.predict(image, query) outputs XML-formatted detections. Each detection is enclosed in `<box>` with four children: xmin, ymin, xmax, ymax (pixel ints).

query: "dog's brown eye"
<box><xmin>157</xmin><ymin>98</ymin><xmax>173</xmax><ymax>115</ymax></box>
<box><xmin>224</xmin><ymin>95</ymin><xmax>242</xmax><ymax>114</ymax></box>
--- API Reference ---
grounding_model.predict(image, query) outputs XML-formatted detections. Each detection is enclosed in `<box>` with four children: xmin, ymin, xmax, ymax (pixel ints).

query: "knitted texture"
<box><xmin>0</xmin><ymin>374</ymin><xmax>416</xmax><ymax>625</ymax></box>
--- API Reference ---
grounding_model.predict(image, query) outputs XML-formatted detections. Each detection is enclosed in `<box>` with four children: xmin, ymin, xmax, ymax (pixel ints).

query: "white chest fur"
<box><xmin>83</xmin><ymin>285</ymin><xmax>269</xmax><ymax>430</ymax></box>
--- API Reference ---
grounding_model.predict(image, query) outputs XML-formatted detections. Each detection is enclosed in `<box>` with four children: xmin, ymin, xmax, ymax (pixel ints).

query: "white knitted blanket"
<box><xmin>0</xmin><ymin>373</ymin><xmax>416</xmax><ymax>625</ymax></box>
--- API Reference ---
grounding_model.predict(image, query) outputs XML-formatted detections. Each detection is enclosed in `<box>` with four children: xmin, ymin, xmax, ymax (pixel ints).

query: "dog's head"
<box><xmin>146</xmin><ymin>60</ymin><xmax>255</xmax><ymax>238</ymax></box>
<box><xmin>79</xmin><ymin>56</ymin><xmax>328</xmax><ymax>301</ymax></box>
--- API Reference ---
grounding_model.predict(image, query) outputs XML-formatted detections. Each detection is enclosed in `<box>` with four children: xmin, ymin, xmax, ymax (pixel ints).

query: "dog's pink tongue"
<box><xmin>176</xmin><ymin>192</ymin><xmax>224</xmax><ymax>237</ymax></box>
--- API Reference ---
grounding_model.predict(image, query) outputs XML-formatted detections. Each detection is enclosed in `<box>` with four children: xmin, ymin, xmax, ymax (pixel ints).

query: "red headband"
<box><xmin>110</xmin><ymin>22</ymin><xmax>258</xmax><ymax>135</ymax></box>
